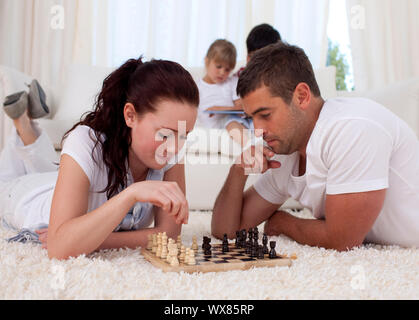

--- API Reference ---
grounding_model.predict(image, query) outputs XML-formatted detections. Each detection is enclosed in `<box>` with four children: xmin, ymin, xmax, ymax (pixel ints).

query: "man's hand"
<box><xmin>235</xmin><ymin>144</ymin><xmax>281</xmax><ymax>175</ymax></box>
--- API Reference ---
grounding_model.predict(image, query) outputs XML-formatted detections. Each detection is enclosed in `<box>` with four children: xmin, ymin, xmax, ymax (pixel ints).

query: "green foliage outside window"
<box><xmin>326</xmin><ymin>38</ymin><xmax>351</xmax><ymax>91</ymax></box>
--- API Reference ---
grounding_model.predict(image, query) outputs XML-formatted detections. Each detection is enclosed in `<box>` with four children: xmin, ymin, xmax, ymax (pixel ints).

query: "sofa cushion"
<box><xmin>337</xmin><ymin>77</ymin><xmax>419</xmax><ymax>137</ymax></box>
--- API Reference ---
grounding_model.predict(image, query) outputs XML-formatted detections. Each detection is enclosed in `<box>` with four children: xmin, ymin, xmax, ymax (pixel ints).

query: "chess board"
<box><xmin>141</xmin><ymin>243</ymin><xmax>293</xmax><ymax>274</ymax></box>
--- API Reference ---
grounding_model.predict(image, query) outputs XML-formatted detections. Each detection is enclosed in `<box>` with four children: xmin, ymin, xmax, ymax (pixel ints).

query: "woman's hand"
<box><xmin>35</xmin><ymin>228</ymin><xmax>48</xmax><ymax>249</ymax></box>
<box><xmin>129</xmin><ymin>180</ymin><xmax>189</xmax><ymax>225</ymax></box>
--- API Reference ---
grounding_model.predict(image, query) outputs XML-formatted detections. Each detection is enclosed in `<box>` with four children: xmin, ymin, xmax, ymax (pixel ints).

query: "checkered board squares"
<box><xmin>141</xmin><ymin>243</ymin><xmax>292</xmax><ymax>274</ymax></box>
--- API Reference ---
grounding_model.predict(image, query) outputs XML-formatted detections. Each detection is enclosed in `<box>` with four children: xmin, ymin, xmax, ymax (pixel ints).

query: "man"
<box><xmin>235</xmin><ymin>23</ymin><xmax>281</xmax><ymax>77</ymax></box>
<box><xmin>212</xmin><ymin>42</ymin><xmax>419</xmax><ymax>251</ymax></box>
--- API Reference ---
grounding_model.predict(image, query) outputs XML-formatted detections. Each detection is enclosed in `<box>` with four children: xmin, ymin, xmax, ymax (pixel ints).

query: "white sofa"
<box><xmin>1</xmin><ymin>64</ymin><xmax>418</xmax><ymax>211</ymax></box>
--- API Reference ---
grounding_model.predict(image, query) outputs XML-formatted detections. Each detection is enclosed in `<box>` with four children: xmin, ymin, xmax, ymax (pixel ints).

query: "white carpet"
<box><xmin>0</xmin><ymin>210</ymin><xmax>418</xmax><ymax>300</ymax></box>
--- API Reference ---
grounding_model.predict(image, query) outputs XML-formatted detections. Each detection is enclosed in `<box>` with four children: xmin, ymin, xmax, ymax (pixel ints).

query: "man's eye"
<box><xmin>261</xmin><ymin>113</ymin><xmax>271</xmax><ymax>119</ymax></box>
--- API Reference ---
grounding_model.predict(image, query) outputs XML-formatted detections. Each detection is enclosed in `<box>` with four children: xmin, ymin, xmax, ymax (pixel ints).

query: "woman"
<box><xmin>0</xmin><ymin>57</ymin><xmax>199</xmax><ymax>260</ymax></box>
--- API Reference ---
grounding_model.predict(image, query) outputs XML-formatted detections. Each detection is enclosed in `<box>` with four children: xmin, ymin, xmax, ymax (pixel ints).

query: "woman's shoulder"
<box><xmin>65</xmin><ymin>125</ymin><xmax>104</xmax><ymax>145</ymax></box>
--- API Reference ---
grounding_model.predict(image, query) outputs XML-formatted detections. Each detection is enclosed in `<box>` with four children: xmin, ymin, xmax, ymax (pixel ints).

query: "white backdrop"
<box><xmin>0</xmin><ymin>0</ymin><xmax>331</xmax><ymax>151</ymax></box>
<box><xmin>346</xmin><ymin>0</ymin><xmax>419</xmax><ymax>91</ymax></box>
<box><xmin>108</xmin><ymin>0</ymin><xmax>330</xmax><ymax>69</ymax></box>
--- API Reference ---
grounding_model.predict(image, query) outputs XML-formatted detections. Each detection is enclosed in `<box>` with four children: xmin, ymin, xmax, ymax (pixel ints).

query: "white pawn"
<box><xmin>179</xmin><ymin>245</ymin><xmax>186</xmax><ymax>263</ymax></box>
<box><xmin>169</xmin><ymin>244</ymin><xmax>179</xmax><ymax>266</ymax></box>
<box><xmin>161</xmin><ymin>244</ymin><xmax>168</xmax><ymax>259</ymax></box>
<box><xmin>166</xmin><ymin>243</ymin><xmax>175</xmax><ymax>262</ymax></box>
<box><xmin>156</xmin><ymin>232</ymin><xmax>162</xmax><ymax>252</ymax></box>
<box><xmin>177</xmin><ymin>235</ymin><xmax>182</xmax><ymax>249</ymax></box>
<box><xmin>184</xmin><ymin>248</ymin><xmax>191</xmax><ymax>264</ymax></box>
<box><xmin>192</xmin><ymin>236</ymin><xmax>198</xmax><ymax>252</ymax></box>
<box><xmin>187</xmin><ymin>248</ymin><xmax>196</xmax><ymax>265</ymax></box>
<box><xmin>152</xmin><ymin>234</ymin><xmax>157</xmax><ymax>253</ymax></box>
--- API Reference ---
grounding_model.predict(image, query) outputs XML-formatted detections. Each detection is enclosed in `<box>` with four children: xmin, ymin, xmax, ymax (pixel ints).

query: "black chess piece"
<box><xmin>235</xmin><ymin>231</ymin><xmax>240</xmax><ymax>248</ymax></box>
<box><xmin>269</xmin><ymin>241</ymin><xmax>277</xmax><ymax>259</ymax></box>
<box><xmin>257</xmin><ymin>245</ymin><xmax>264</xmax><ymax>259</ymax></box>
<box><xmin>250</xmin><ymin>242</ymin><xmax>257</xmax><ymax>258</ymax></box>
<box><xmin>202</xmin><ymin>236</ymin><xmax>209</xmax><ymax>249</ymax></box>
<box><xmin>222</xmin><ymin>234</ymin><xmax>229</xmax><ymax>252</ymax></box>
<box><xmin>241</xmin><ymin>229</ymin><xmax>246</xmax><ymax>248</ymax></box>
<box><xmin>262</xmin><ymin>233</ymin><xmax>269</xmax><ymax>254</ymax></box>
<box><xmin>203</xmin><ymin>236</ymin><xmax>212</xmax><ymax>255</ymax></box>
<box><xmin>253</xmin><ymin>227</ymin><xmax>259</xmax><ymax>241</ymax></box>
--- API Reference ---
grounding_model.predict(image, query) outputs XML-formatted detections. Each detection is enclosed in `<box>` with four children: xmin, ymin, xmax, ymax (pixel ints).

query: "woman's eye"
<box><xmin>261</xmin><ymin>113</ymin><xmax>271</xmax><ymax>119</ymax></box>
<box><xmin>159</xmin><ymin>133</ymin><xmax>169</xmax><ymax>139</ymax></box>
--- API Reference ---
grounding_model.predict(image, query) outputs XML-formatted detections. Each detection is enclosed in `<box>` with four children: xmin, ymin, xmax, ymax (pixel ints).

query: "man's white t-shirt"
<box><xmin>196</xmin><ymin>76</ymin><xmax>239</xmax><ymax>128</ymax></box>
<box><xmin>254</xmin><ymin>98</ymin><xmax>419</xmax><ymax>247</ymax></box>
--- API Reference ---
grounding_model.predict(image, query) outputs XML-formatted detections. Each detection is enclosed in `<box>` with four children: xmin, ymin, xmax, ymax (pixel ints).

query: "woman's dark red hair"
<box><xmin>62</xmin><ymin>57</ymin><xmax>199</xmax><ymax>198</ymax></box>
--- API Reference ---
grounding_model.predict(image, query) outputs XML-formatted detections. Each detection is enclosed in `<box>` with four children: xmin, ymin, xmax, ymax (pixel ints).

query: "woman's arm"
<box><xmin>48</xmin><ymin>155</ymin><xmax>188</xmax><ymax>260</ymax></box>
<box><xmin>97</xmin><ymin>163</ymin><xmax>187</xmax><ymax>250</ymax></box>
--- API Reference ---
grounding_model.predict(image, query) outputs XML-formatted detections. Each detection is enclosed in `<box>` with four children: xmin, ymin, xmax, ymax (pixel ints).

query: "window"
<box><xmin>327</xmin><ymin>0</ymin><xmax>355</xmax><ymax>91</ymax></box>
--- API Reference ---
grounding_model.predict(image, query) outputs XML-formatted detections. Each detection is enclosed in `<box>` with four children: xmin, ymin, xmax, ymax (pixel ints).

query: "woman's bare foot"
<box><xmin>13</xmin><ymin>110</ymin><xmax>38</xmax><ymax>146</ymax></box>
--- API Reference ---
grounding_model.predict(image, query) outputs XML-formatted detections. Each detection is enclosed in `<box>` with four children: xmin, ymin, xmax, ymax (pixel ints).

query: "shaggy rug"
<box><xmin>0</xmin><ymin>209</ymin><xmax>418</xmax><ymax>300</ymax></box>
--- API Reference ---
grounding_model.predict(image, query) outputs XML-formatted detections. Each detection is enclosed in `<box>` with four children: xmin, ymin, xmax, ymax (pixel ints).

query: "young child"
<box><xmin>196</xmin><ymin>39</ymin><xmax>252</xmax><ymax>146</ymax></box>
<box><xmin>0</xmin><ymin>58</ymin><xmax>199</xmax><ymax>260</ymax></box>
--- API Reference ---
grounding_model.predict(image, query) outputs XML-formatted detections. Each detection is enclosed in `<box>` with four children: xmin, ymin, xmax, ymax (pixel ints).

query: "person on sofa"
<box><xmin>0</xmin><ymin>58</ymin><xmax>199</xmax><ymax>260</ymax></box>
<box><xmin>235</xmin><ymin>23</ymin><xmax>282</xmax><ymax>77</ymax></box>
<box><xmin>211</xmin><ymin>41</ymin><xmax>419</xmax><ymax>250</ymax></box>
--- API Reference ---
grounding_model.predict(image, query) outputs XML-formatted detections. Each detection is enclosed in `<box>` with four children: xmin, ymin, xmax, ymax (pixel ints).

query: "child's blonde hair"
<box><xmin>205</xmin><ymin>39</ymin><xmax>237</xmax><ymax>70</ymax></box>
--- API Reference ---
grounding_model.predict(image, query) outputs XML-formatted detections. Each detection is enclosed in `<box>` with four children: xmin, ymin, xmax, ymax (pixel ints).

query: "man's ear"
<box><xmin>124</xmin><ymin>103</ymin><xmax>138</xmax><ymax>128</ymax></box>
<box><xmin>292</xmin><ymin>83</ymin><xmax>311</xmax><ymax>110</ymax></box>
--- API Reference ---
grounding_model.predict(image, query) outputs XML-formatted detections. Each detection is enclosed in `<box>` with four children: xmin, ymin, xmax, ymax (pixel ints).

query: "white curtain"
<box><xmin>107</xmin><ymin>0</ymin><xmax>330</xmax><ymax>69</ymax></box>
<box><xmin>346</xmin><ymin>0</ymin><xmax>419</xmax><ymax>91</ymax></box>
<box><xmin>0</xmin><ymin>0</ymin><xmax>330</xmax><ymax>150</ymax></box>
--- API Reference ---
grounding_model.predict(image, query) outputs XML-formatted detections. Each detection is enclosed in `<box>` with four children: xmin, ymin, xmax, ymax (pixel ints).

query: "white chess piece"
<box><xmin>147</xmin><ymin>234</ymin><xmax>153</xmax><ymax>250</ymax></box>
<box><xmin>187</xmin><ymin>248</ymin><xmax>196</xmax><ymax>265</ymax></box>
<box><xmin>152</xmin><ymin>234</ymin><xmax>157</xmax><ymax>253</ymax></box>
<box><xmin>192</xmin><ymin>236</ymin><xmax>198</xmax><ymax>252</ymax></box>
<box><xmin>179</xmin><ymin>246</ymin><xmax>186</xmax><ymax>263</ymax></box>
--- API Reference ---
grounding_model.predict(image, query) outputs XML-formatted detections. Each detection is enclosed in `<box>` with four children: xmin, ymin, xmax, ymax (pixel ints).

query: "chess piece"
<box><xmin>253</xmin><ymin>227</ymin><xmax>259</xmax><ymax>242</ymax></box>
<box><xmin>203</xmin><ymin>236</ymin><xmax>212</xmax><ymax>255</ymax></box>
<box><xmin>187</xmin><ymin>249</ymin><xmax>196</xmax><ymax>265</ymax></box>
<box><xmin>156</xmin><ymin>243</ymin><xmax>162</xmax><ymax>257</ymax></box>
<box><xmin>192</xmin><ymin>236</ymin><xmax>198</xmax><ymax>252</ymax></box>
<box><xmin>177</xmin><ymin>235</ymin><xmax>182</xmax><ymax>249</ymax></box>
<box><xmin>262</xmin><ymin>233</ymin><xmax>269</xmax><ymax>254</ymax></box>
<box><xmin>168</xmin><ymin>243</ymin><xmax>179</xmax><ymax>266</ymax></box>
<box><xmin>269</xmin><ymin>241</ymin><xmax>277</xmax><ymax>259</ymax></box>
<box><xmin>258</xmin><ymin>245</ymin><xmax>264</xmax><ymax>259</ymax></box>
<box><xmin>156</xmin><ymin>233</ymin><xmax>163</xmax><ymax>257</ymax></box>
<box><xmin>152</xmin><ymin>233</ymin><xmax>158</xmax><ymax>253</ymax></box>
<box><xmin>161</xmin><ymin>243</ymin><xmax>168</xmax><ymax>259</ymax></box>
<box><xmin>184</xmin><ymin>248</ymin><xmax>190</xmax><ymax>264</ymax></box>
<box><xmin>179</xmin><ymin>245</ymin><xmax>186</xmax><ymax>263</ymax></box>
<box><xmin>235</xmin><ymin>231</ymin><xmax>240</xmax><ymax>248</ymax></box>
<box><xmin>241</xmin><ymin>229</ymin><xmax>246</xmax><ymax>248</ymax></box>
<box><xmin>222</xmin><ymin>234</ymin><xmax>229</xmax><ymax>252</ymax></box>
<box><xmin>147</xmin><ymin>234</ymin><xmax>153</xmax><ymax>250</ymax></box>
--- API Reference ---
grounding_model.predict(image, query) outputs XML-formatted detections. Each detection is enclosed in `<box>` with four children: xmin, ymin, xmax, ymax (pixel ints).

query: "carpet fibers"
<box><xmin>0</xmin><ymin>210</ymin><xmax>418</xmax><ymax>299</ymax></box>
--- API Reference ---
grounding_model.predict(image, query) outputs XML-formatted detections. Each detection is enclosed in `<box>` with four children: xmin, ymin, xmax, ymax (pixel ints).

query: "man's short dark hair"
<box><xmin>246</xmin><ymin>24</ymin><xmax>281</xmax><ymax>54</ymax></box>
<box><xmin>237</xmin><ymin>42</ymin><xmax>321</xmax><ymax>104</ymax></box>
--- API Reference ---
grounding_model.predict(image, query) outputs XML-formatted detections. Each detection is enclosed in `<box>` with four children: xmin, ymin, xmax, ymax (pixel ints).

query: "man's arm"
<box><xmin>212</xmin><ymin>166</ymin><xmax>281</xmax><ymax>240</ymax></box>
<box><xmin>264</xmin><ymin>189</ymin><xmax>386</xmax><ymax>251</ymax></box>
